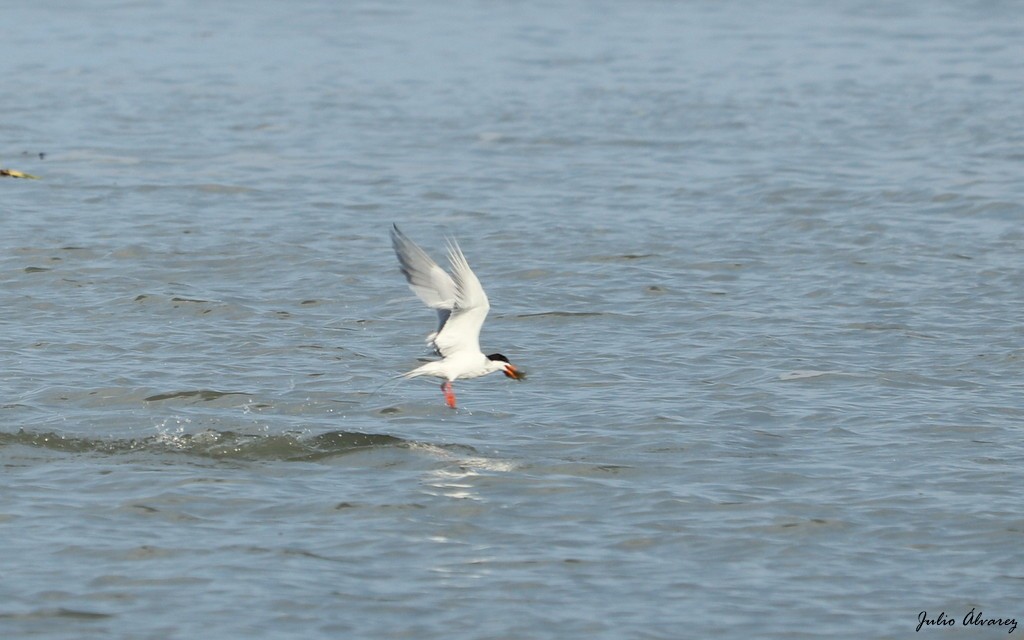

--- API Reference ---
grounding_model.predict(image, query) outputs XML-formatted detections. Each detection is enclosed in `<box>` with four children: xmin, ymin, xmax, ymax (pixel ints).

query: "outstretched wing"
<box><xmin>432</xmin><ymin>239</ymin><xmax>491</xmax><ymax>358</ymax></box>
<box><xmin>390</xmin><ymin>224</ymin><xmax>456</xmax><ymax>341</ymax></box>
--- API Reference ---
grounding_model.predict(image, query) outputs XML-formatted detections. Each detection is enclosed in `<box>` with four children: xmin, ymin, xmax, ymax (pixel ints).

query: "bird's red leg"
<box><xmin>441</xmin><ymin>381</ymin><xmax>457</xmax><ymax>409</ymax></box>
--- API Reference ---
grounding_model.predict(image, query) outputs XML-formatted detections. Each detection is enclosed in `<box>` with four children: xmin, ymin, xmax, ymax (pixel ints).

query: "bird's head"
<box><xmin>487</xmin><ymin>353</ymin><xmax>526</xmax><ymax>380</ymax></box>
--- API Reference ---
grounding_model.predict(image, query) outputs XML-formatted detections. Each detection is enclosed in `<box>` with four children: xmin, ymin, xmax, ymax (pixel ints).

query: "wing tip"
<box><xmin>446</xmin><ymin>237</ymin><xmax>467</xmax><ymax>267</ymax></box>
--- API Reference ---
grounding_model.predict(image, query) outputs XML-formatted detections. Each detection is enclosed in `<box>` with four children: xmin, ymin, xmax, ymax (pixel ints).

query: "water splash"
<box><xmin>0</xmin><ymin>428</ymin><xmax>410</xmax><ymax>462</ymax></box>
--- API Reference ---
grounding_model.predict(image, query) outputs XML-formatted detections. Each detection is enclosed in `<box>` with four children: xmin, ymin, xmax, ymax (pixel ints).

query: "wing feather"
<box><xmin>390</xmin><ymin>224</ymin><xmax>455</xmax><ymax>340</ymax></box>
<box><xmin>432</xmin><ymin>239</ymin><xmax>491</xmax><ymax>358</ymax></box>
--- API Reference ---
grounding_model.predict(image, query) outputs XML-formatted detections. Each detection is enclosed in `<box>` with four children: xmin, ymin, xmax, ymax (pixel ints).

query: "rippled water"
<box><xmin>3</xmin><ymin>1</ymin><xmax>1023</xmax><ymax>638</ymax></box>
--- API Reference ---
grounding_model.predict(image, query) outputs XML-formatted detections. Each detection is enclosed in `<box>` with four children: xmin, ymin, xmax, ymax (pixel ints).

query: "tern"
<box><xmin>390</xmin><ymin>224</ymin><xmax>524</xmax><ymax>408</ymax></box>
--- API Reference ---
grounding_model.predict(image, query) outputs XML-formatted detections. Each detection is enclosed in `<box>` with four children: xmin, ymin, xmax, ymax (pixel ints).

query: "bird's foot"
<box><xmin>441</xmin><ymin>381</ymin><xmax>457</xmax><ymax>409</ymax></box>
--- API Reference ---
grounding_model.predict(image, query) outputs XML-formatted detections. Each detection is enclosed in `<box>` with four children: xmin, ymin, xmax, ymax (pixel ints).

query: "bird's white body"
<box><xmin>401</xmin><ymin>352</ymin><xmax>507</xmax><ymax>382</ymax></box>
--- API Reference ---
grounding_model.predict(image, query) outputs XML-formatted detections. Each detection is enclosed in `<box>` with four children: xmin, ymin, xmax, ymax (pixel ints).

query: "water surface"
<box><xmin>2</xmin><ymin>1</ymin><xmax>1023</xmax><ymax>638</ymax></box>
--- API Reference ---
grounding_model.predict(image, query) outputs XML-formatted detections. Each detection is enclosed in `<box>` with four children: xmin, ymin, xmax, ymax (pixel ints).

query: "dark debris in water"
<box><xmin>1</xmin><ymin>168</ymin><xmax>40</xmax><ymax>179</ymax></box>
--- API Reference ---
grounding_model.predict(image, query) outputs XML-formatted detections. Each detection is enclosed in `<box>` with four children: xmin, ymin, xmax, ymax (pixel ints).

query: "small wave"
<box><xmin>0</xmin><ymin>429</ymin><xmax>411</xmax><ymax>462</ymax></box>
<box><xmin>778</xmin><ymin>370</ymin><xmax>843</xmax><ymax>381</ymax></box>
<box><xmin>130</xmin><ymin>183</ymin><xmax>260</xmax><ymax>195</ymax></box>
<box><xmin>144</xmin><ymin>390</ymin><xmax>250</xmax><ymax>403</ymax></box>
<box><xmin>589</xmin><ymin>253</ymin><xmax>657</xmax><ymax>262</ymax></box>
<box><xmin>0</xmin><ymin>607</ymin><xmax>113</xmax><ymax>621</ymax></box>
<box><xmin>516</xmin><ymin>311</ymin><xmax>609</xmax><ymax>318</ymax></box>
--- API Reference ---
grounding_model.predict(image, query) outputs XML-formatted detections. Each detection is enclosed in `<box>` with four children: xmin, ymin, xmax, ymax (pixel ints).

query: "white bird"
<box><xmin>390</xmin><ymin>224</ymin><xmax>524</xmax><ymax>408</ymax></box>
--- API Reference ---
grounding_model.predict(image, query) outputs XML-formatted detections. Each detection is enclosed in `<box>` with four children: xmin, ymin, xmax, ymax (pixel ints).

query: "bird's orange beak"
<box><xmin>504</xmin><ymin>364</ymin><xmax>525</xmax><ymax>380</ymax></box>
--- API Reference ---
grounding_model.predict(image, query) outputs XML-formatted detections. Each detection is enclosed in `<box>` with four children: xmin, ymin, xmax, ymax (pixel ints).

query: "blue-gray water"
<box><xmin>3</xmin><ymin>1</ymin><xmax>1023</xmax><ymax>638</ymax></box>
